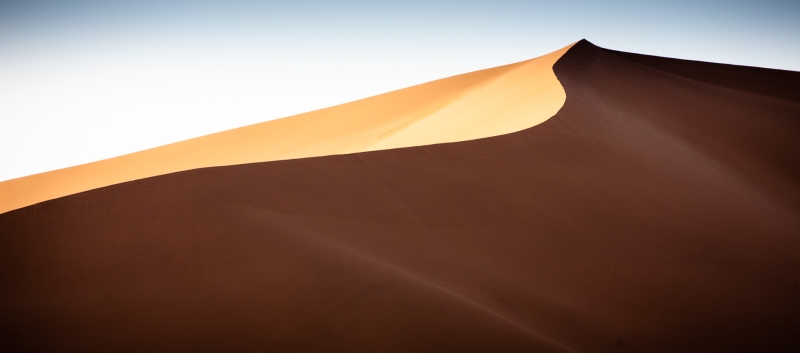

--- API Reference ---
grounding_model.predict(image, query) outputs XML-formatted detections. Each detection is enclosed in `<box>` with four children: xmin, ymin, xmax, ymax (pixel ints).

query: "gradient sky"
<box><xmin>1</xmin><ymin>0</ymin><xmax>798</xmax><ymax>182</ymax></box>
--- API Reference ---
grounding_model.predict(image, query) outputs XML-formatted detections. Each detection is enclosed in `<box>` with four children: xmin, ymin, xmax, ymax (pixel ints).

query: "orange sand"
<box><xmin>0</xmin><ymin>43</ymin><xmax>574</xmax><ymax>214</ymax></box>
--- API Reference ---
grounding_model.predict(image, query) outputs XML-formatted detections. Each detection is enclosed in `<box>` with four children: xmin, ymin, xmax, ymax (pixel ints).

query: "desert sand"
<box><xmin>2</xmin><ymin>40</ymin><xmax>800</xmax><ymax>352</ymax></box>
<box><xmin>0</xmin><ymin>43</ymin><xmax>573</xmax><ymax>215</ymax></box>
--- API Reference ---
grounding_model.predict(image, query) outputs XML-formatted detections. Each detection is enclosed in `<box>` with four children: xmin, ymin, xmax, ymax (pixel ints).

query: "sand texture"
<box><xmin>1</xmin><ymin>40</ymin><xmax>800</xmax><ymax>352</ymax></box>
<box><xmin>0</xmin><ymin>44</ymin><xmax>573</xmax><ymax>215</ymax></box>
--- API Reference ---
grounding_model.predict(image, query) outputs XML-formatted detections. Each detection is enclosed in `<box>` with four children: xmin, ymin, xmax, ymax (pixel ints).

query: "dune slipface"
<box><xmin>1</xmin><ymin>40</ymin><xmax>800</xmax><ymax>352</ymax></box>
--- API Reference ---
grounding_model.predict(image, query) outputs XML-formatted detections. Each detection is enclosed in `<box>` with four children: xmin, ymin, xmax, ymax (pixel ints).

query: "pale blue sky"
<box><xmin>1</xmin><ymin>0</ymin><xmax>798</xmax><ymax>181</ymax></box>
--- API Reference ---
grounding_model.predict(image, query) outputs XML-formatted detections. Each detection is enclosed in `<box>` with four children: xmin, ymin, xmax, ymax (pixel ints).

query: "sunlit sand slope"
<box><xmin>0</xmin><ymin>44</ymin><xmax>573</xmax><ymax>214</ymax></box>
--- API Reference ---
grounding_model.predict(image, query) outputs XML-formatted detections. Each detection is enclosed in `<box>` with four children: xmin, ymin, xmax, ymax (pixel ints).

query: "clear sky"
<box><xmin>1</xmin><ymin>0</ymin><xmax>798</xmax><ymax>181</ymax></box>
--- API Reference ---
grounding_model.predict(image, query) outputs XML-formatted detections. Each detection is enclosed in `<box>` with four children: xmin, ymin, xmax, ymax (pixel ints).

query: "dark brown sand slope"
<box><xmin>2</xmin><ymin>40</ymin><xmax>800</xmax><ymax>352</ymax></box>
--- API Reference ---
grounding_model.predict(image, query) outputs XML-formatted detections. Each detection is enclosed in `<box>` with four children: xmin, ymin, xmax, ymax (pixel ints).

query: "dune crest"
<box><xmin>0</xmin><ymin>43</ymin><xmax>574</xmax><ymax>215</ymax></box>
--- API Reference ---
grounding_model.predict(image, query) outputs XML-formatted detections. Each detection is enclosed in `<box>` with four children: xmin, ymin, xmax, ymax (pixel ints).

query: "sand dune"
<box><xmin>0</xmin><ymin>44</ymin><xmax>573</xmax><ymax>215</ymax></box>
<box><xmin>2</xmin><ymin>40</ymin><xmax>800</xmax><ymax>352</ymax></box>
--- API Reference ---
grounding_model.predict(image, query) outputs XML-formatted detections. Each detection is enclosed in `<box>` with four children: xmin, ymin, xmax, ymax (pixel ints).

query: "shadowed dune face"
<box><xmin>0</xmin><ymin>44</ymin><xmax>573</xmax><ymax>215</ymax></box>
<box><xmin>2</xmin><ymin>40</ymin><xmax>800</xmax><ymax>352</ymax></box>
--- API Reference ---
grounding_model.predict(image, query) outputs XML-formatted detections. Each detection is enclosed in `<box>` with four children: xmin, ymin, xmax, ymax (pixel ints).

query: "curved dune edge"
<box><xmin>0</xmin><ymin>43</ymin><xmax>575</xmax><ymax>215</ymax></box>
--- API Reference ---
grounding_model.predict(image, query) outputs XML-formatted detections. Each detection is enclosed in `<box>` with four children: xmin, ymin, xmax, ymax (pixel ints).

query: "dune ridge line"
<box><xmin>0</xmin><ymin>43</ymin><xmax>575</xmax><ymax>215</ymax></box>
